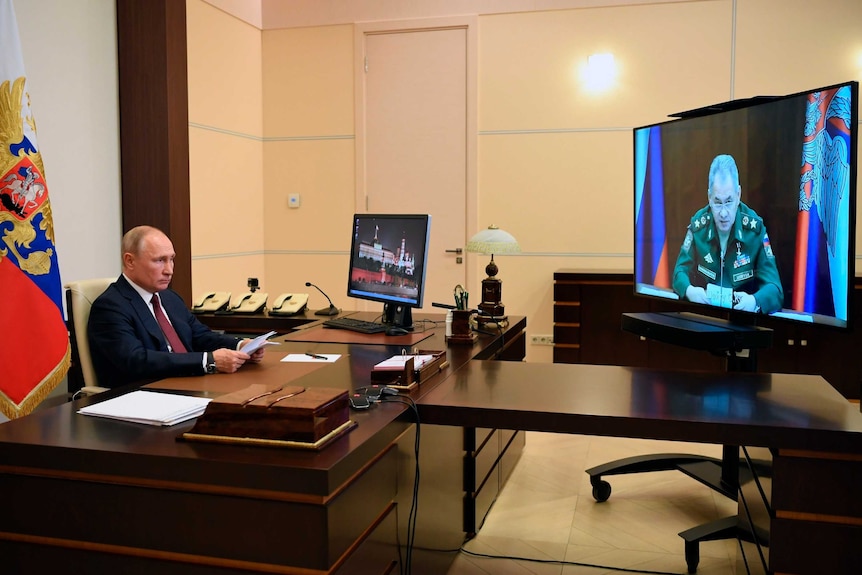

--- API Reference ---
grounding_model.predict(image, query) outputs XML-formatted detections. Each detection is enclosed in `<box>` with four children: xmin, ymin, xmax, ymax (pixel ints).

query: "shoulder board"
<box><xmin>690</xmin><ymin>206</ymin><xmax>712</xmax><ymax>233</ymax></box>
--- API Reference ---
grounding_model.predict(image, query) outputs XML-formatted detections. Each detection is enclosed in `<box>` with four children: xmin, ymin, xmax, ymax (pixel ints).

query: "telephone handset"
<box><xmin>191</xmin><ymin>291</ymin><xmax>231</xmax><ymax>313</ymax></box>
<box><xmin>269</xmin><ymin>293</ymin><xmax>309</xmax><ymax>316</ymax></box>
<box><xmin>230</xmin><ymin>291</ymin><xmax>268</xmax><ymax>314</ymax></box>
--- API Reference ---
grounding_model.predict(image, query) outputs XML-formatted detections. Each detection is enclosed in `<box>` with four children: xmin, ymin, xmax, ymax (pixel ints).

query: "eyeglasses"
<box><xmin>710</xmin><ymin>198</ymin><xmax>737</xmax><ymax>212</ymax></box>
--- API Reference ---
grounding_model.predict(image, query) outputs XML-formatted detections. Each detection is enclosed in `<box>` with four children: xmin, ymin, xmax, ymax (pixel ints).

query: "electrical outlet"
<box><xmin>530</xmin><ymin>334</ymin><xmax>554</xmax><ymax>346</ymax></box>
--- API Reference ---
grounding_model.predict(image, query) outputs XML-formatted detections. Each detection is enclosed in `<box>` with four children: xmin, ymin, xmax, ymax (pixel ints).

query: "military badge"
<box><xmin>697</xmin><ymin>265</ymin><xmax>716</xmax><ymax>281</ymax></box>
<box><xmin>763</xmin><ymin>233</ymin><xmax>774</xmax><ymax>258</ymax></box>
<box><xmin>704</xmin><ymin>253</ymin><xmax>713</xmax><ymax>264</ymax></box>
<box><xmin>682</xmin><ymin>229</ymin><xmax>692</xmax><ymax>252</ymax></box>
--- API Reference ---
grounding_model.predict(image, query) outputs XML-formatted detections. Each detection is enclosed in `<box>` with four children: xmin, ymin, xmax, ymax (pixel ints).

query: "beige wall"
<box><xmin>187</xmin><ymin>0</ymin><xmax>265</xmax><ymax>298</ymax></box>
<box><xmin>189</xmin><ymin>0</ymin><xmax>862</xmax><ymax>361</ymax></box>
<box><xmin>261</xmin><ymin>24</ymin><xmax>356</xmax><ymax>311</ymax></box>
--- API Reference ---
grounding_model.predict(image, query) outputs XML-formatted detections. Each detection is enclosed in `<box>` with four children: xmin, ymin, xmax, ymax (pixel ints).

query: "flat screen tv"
<box><xmin>634</xmin><ymin>81</ymin><xmax>858</xmax><ymax>329</ymax></box>
<box><xmin>346</xmin><ymin>213</ymin><xmax>431</xmax><ymax>330</ymax></box>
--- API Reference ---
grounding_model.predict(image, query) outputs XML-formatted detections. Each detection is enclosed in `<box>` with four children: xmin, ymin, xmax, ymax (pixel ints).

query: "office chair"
<box><xmin>65</xmin><ymin>278</ymin><xmax>115</xmax><ymax>398</ymax></box>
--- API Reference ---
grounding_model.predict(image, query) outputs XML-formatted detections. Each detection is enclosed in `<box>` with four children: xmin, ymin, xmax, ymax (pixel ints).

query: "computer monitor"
<box><xmin>634</xmin><ymin>80</ymin><xmax>858</xmax><ymax>330</ymax></box>
<box><xmin>346</xmin><ymin>213</ymin><xmax>431</xmax><ymax>330</ymax></box>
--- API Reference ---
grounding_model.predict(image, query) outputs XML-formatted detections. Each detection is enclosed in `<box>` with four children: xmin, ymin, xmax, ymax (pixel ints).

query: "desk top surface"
<box><xmin>3</xmin><ymin>312</ymin><xmax>862</xmax><ymax>493</ymax></box>
<box><xmin>419</xmin><ymin>361</ymin><xmax>862</xmax><ymax>453</ymax></box>
<box><xmin>0</xmin><ymin>314</ymin><xmax>524</xmax><ymax>495</ymax></box>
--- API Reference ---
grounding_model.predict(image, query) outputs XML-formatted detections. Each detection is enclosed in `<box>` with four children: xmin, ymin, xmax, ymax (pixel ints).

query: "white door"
<box><xmin>356</xmin><ymin>19</ymin><xmax>476</xmax><ymax>311</ymax></box>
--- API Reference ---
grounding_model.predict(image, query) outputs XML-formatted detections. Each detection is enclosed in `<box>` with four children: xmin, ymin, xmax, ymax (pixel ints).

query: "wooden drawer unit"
<box><xmin>553</xmin><ymin>269</ymin><xmax>862</xmax><ymax>399</ymax></box>
<box><xmin>553</xmin><ymin>270</ymin><xmax>648</xmax><ymax>366</ymax></box>
<box><xmin>769</xmin><ymin>450</ymin><xmax>862</xmax><ymax>575</ymax></box>
<box><xmin>732</xmin><ymin>447</ymin><xmax>862</xmax><ymax>575</ymax></box>
<box><xmin>462</xmin><ymin>427</ymin><xmax>525</xmax><ymax>534</ymax></box>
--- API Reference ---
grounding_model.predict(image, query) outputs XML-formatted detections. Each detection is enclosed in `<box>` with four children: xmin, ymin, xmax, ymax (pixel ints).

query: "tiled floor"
<box><xmin>439</xmin><ymin>432</ymin><xmax>740</xmax><ymax>575</ymax></box>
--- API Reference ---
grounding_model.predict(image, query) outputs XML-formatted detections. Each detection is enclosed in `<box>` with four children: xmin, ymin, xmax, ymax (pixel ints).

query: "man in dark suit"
<box><xmin>88</xmin><ymin>225</ymin><xmax>264</xmax><ymax>388</ymax></box>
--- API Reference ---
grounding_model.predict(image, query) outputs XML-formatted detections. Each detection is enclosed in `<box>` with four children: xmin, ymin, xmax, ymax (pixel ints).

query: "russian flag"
<box><xmin>635</xmin><ymin>125</ymin><xmax>670</xmax><ymax>288</ymax></box>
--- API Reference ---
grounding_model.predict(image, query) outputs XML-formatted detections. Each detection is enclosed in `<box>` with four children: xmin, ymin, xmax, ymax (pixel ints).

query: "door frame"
<box><xmin>354</xmin><ymin>16</ymin><xmax>479</xmax><ymax>294</ymax></box>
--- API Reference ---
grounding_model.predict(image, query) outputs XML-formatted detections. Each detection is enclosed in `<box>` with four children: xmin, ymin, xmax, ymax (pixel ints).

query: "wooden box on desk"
<box><xmin>371</xmin><ymin>356</ymin><xmax>416</xmax><ymax>387</ymax></box>
<box><xmin>370</xmin><ymin>351</ymin><xmax>447</xmax><ymax>389</ymax></box>
<box><xmin>188</xmin><ymin>385</ymin><xmax>349</xmax><ymax>443</ymax></box>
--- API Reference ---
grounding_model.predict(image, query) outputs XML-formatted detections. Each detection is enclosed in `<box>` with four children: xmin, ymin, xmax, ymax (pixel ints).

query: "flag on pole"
<box><xmin>0</xmin><ymin>0</ymin><xmax>70</xmax><ymax>419</ymax></box>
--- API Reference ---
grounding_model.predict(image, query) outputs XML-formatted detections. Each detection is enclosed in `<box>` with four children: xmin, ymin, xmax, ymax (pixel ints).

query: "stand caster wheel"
<box><xmin>685</xmin><ymin>540</ymin><xmax>699</xmax><ymax>573</ymax></box>
<box><xmin>592</xmin><ymin>480</ymin><xmax>612</xmax><ymax>502</ymax></box>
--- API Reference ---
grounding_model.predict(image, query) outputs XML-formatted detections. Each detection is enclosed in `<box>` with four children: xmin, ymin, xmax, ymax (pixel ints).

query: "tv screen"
<box><xmin>346</xmin><ymin>213</ymin><xmax>431</xmax><ymax>328</ymax></box>
<box><xmin>634</xmin><ymin>81</ymin><xmax>858</xmax><ymax>329</ymax></box>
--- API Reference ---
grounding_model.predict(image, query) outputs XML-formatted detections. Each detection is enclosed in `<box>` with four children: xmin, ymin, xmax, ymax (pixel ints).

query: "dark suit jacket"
<box><xmin>88</xmin><ymin>275</ymin><xmax>240</xmax><ymax>388</ymax></box>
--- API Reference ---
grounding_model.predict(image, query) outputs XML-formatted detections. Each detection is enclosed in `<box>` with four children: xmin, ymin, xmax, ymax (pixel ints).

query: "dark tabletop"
<box><xmin>417</xmin><ymin>361</ymin><xmax>862</xmax><ymax>454</ymax></box>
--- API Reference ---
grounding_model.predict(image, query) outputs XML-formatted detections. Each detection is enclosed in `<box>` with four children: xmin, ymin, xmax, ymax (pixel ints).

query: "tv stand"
<box><xmin>586</xmin><ymin>311</ymin><xmax>773</xmax><ymax>573</ymax></box>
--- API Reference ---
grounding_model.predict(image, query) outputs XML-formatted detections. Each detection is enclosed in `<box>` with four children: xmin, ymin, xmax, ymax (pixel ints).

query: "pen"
<box><xmin>306</xmin><ymin>353</ymin><xmax>327</xmax><ymax>360</ymax></box>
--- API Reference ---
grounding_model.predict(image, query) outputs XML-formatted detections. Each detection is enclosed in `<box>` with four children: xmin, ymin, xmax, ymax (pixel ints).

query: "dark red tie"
<box><xmin>151</xmin><ymin>294</ymin><xmax>188</xmax><ymax>353</ymax></box>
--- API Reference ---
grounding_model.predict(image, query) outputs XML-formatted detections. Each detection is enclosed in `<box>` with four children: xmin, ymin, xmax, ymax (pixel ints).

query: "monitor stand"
<box><xmin>586</xmin><ymin>311</ymin><xmax>773</xmax><ymax>573</ymax></box>
<box><xmin>382</xmin><ymin>302</ymin><xmax>414</xmax><ymax>331</ymax></box>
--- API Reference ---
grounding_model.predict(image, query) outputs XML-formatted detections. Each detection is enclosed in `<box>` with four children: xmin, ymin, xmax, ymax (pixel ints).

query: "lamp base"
<box><xmin>479</xmin><ymin>302</ymin><xmax>505</xmax><ymax>317</ymax></box>
<box><xmin>476</xmin><ymin>312</ymin><xmax>508</xmax><ymax>328</ymax></box>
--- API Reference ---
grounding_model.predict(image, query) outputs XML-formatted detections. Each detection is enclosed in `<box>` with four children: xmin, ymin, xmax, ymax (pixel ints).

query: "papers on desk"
<box><xmin>374</xmin><ymin>355</ymin><xmax>436</xmax><ymax>370</ymax></box>
<box><xmin>241</xmin><ymin>330</ymin><xmax>280</xmax><ymax>354</ymax></box>
<box><xmin>281</xmin><ymin>353</ymin><xmax>341</xmax><ymax>363</ymax></box>
<box><xmin>77</xmin><ymin>390</ymin><xmax>211</xmax><ymax>426</ymax></box>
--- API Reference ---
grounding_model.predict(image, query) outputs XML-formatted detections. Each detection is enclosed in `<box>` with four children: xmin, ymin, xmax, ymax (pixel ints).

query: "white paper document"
<box><xmin>374</xmin><ymin>355</ymin><xmax>436</xmax><ymax>370</ymax></box>
<box><xmin>281</xmin><ymin>353</ymin><xmax>341</xmax><ymax>363</ymax></box>
<box><xmin>77</xmin><ymin>390</ymin><xmax>211</xmax><ymax>426</ymax></box>
<box><xmin>241</xmin><ymin>330</ymin><xmax>279</xmax><ymax>354</ymax></box>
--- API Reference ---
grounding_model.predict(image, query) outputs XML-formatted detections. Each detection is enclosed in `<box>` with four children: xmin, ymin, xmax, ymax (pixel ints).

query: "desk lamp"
<box><xmin>465</xmin><ymin>225</ymin><xmax>520</xmax><ymax>324</ymax></box>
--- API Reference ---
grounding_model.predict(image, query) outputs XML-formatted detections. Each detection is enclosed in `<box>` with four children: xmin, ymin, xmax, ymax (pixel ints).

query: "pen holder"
<box><xmin>447</xmin><ymin>310</ymin><xmax>477</xmax><ymax>345</ymax></box>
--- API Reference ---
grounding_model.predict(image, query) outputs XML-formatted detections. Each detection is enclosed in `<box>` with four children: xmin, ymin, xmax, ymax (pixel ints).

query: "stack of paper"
<box><xmin>374</xmin><ymin>355</ymin><xmax>436</xmax><ymax>370</ymax></box>
<box><xmin>77</xmin><ymin>390</ymin><xmax>212</xmax><ymax>426</ymax></box>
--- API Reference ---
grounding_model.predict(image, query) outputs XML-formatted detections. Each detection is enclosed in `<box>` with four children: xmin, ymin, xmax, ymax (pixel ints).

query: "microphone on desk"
<box><xmin>306</xmin><ymin>282</ymin><xmax>339</xmax><ymax>316</ymax></box>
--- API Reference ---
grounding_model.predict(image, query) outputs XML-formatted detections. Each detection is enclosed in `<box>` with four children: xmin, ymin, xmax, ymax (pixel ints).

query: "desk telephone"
<box><xmin>269</xmin><ymin>293</ymin><xmax>308</xmax><ymax>316</ymax></box>
<box><xmin>230</xmin><ymin>291</ymin><xmax>268</xmax><ymax>314</ymax></box>
<box><xmin>192</xmin><ymin>291</ymin><xmax>231</xmax><ymax>313</ymax></box>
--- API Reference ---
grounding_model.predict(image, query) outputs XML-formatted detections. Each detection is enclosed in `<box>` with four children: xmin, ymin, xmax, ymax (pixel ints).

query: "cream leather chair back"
<box><xmin>65</xmin><ymin>278</ymin><xmax>115</xmax><ymax>396</ymax></box>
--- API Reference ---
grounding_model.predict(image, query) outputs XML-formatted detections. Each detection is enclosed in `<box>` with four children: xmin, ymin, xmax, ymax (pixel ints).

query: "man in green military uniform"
<box><xmin>672</xmin><ymin>154</ymin><xmax>784</xmax><ymax>314</ymax></box>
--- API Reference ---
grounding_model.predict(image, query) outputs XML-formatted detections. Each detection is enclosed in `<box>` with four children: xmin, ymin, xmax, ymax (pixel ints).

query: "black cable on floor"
<box><xmin>382</xmin><ymin>395</ymin><xmax>421</xmax><ymax>575</ymax></box>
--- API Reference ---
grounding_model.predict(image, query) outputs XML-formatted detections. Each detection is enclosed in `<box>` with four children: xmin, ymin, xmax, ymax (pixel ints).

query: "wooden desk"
<box><xmin>0</xmin><ymin>314</ymin><xmax>527</xmax><ymax>575</ymax></box>
<box><xmin>418</xmin><ymin>361</ymin><xmax>862</xmax><ymax>575</ymax></box>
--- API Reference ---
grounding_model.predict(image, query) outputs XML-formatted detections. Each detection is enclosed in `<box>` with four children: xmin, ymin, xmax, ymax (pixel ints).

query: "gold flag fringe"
<box><xmin>0</xmin><ymin>342</ymin><xmax>71</xmax><ymax>420</ymax></box>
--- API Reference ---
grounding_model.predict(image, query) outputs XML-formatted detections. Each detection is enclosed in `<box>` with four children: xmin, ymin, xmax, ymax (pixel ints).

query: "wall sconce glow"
<box><xmin>581</xmin><ymin>52</ymin><xmax>618</xmax><ymax>92</ymax></box>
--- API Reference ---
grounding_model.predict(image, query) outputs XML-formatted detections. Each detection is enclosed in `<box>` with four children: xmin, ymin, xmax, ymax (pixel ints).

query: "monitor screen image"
<box><xmin>346</xmin><ymin>213</ymin><xmax>431</xmax><ymax>328</ymax></box>
<box><xmin>634</xmin><ymin>81</ymin><xmax>858</xmax><ymax>329</ymax></box>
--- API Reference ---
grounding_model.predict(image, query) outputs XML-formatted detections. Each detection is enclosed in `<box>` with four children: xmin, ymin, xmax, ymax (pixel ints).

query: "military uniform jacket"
<box><xmin>672</xmin><ymin>201</ymin><xmax>783</xmax><ymax>314</ymax></box>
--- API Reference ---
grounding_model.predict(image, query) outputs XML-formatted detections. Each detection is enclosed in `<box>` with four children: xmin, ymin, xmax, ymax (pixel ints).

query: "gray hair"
<box><xmin>707</xmin><ymin>154</ymin><xmax>740</xmax><ymax>195</ymax></box>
